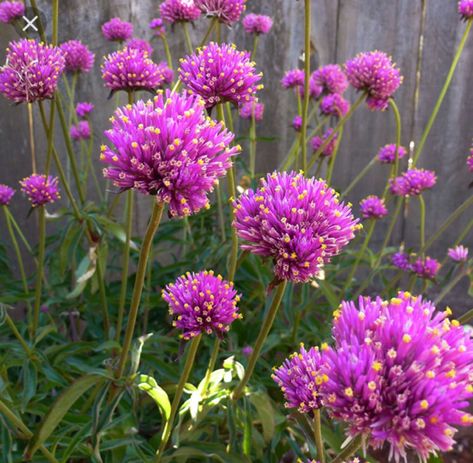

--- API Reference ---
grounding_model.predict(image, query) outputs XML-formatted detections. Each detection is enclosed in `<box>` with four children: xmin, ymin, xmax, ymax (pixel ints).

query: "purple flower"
<box><xmin>0</xmin><ymin>1</ymin><xmax>24</xmax><ymax>24</ymax></box>
<box><xmin>389</xmin><ymin>168</ymin><xmax>437</xmax><ymax>197</ymax></box>
<box><xmin>60</xmin><ymin>40</ymin><xmax>95</xmax><ymax>73</ymax></box>
<box><xmin>458</xmin><ymin>0</ymin><xmax>473</xmax><ymax>19</ymax></box>
<box><xmin>239</xmin><ymin>100</ymin><xmax>264</xmax><ymax>121</ymax></box>
<box><xmin>195</xmin><ymin>0</ymin><xmax>246</xmax><ymax>25</ymax></box>
<box><xmin>242</xmin><ymin>14</ymin><xmax>273</xmax><ymax>35</ymax></box>
<box><xmin>0</xmin><ymin>184</ymin><xmax>15</xmax><ymax>206</ymax></box>
<box><xmin>311</xmin><ymin>128</ymin><xmax>338</xmax><ymax>157</ymax></box>
<box><xmin>157</xmin><ymin>61</ymin><xmax>174</xmax><ymax>85</ymax></box>
<box><xmin>292</xmin><ymin>115</ymin><xmax>302</xmax><ymax>132</ymax></box>
<box><xmin>101</xmin><ymin>90</ymin><xmax>240</xmax><ymax>217</ymax></box>
<box><xmin>149</xmin><ymin>18</ymin><xmax>166</xmax><ymax>37</ymax></box>
<box><xmin>467</xmin><ymin>147</ymin><xmax>473</xmax><ymax>172</ymax></box>
<box><xmin>391</xmin><ymin>251</ymin><xmax>410</xmax><ymax>271</ymax></box>
<box><xmin>320</xmin><ymin>93</ymin><xmax>350</xmax><ymax>118</ymax></box>
<box><xmin>310</xmin><ymin>64</ymin><xmax>348</xmax><ymax>99</ymax></box>
<box><xmin>377</xmin><ymin>143</ymin><xmax>408</xmax><ymax>164</ymax></box>
<box><xmin>70</xmin><ymin>120</ymin><xmax>91</xmax><ymax>140</ymax></box>
<box><xmin>281</xmin><ymin>69</ymin><xmax>305</xmax><ymax>92</ymax></box>
<box><xmin>359</xmin><ymin>195</ymin><xmax>388</xmax><ymax>220</ymax></box>
<box><xmin>179</xmin><ymin>42</ymin><xmax>263</xmax><ymax>109</ymax></box>
<box><xmin>101</xmin><ymin>46</ymin><xmax>164</xmax><ymax>93</ymax></box>
<box><xmin>242</xmin><ymin>345</ymin><xmax>253</xmax><ymax>357</ymax></box>
<box><xmin>272</xmin><ymin>344</ymin><xmax>327</xmax><ymax>413</ymax></box>
<box><xmin>232</xmin><ymin>171</ymin><xmax>359</xmax><ymax>283</ymax></box>
<box><xmin>345</xmin><ymin>51</ymin><xmax>403</xmax><ymax>111</ymax></box>
<box><xmin>448</xmin><ymin>245</ymin><xmax>469</xmax><ymax>263</ymax></box>
<box><xmin>160</xmin><ymin>0</ymin><xmax>201</xmax><ymax>24</ymax></box>
<box><xmin>20</xmin><ymin>174</ymin><xmax>60</xmax><ymax>207</ymax></box>
<box><xmin>411</xmin><ymin>256</ymin><xmax>441</xmax><ymax>280</ymax></box>
<box><xmin>162</xmin><ymin>270</ymin><xmax>241</xmax><ymax>339</ymax></box>
<box><xmin>76</xmin><ymin>102</ymin><xmax>94</xmax><ymax>118</ymax></box>
<box><xmin>0</xmin><ymin>39</ymin><xmax>65</xmax><ymax>104</ymax></box>
<box><xmin>101</xmin><ymin>17</ymin><xmax>133</xmax><ymax>42</ymax></box>
<box><xmin>126</xmin><ymin>38</ymin><xmax>153</xmax><ymax>56</ymax></box>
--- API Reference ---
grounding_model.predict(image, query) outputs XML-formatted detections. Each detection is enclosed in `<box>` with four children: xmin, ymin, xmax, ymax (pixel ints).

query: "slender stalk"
<box><xmin>161</xmin><ymin>36</ymin><xmax>173</xmax><ymax>70</ymax></box>
<box><xmin>301</xmin><ymin>0</ymin><xmax>312</xmax><ymax>173</ymax></box>
<box><xmin>233</xmin><ymin>281</ymin><xmax>288</xmax><ymax>401</ymax></box>
<box><xmin>252</xmin><ymin>35</ymin><xmax>260</xmax><ymax>60</ymax></box>
<box><xmin>312</xmin><ymin>410</ymin><xmax>325</xmax><ymax>463</ymax></box>
<box><xmin>5</xmin><ymin>208</ymin><xmax>33</xmax><ymax>254</ymax></box>
<box><xmin>95</xmin><ymin>251</ymin><xmax>110</xmax><ymax>339</ymax></box>
<box><xmin>27</xmin><ymin>103</ymin><xmax>36</xmax><ymax>172</ymax></box>
<box><xmin>434</xmin><ymin>266</ymin><xmax>469</xmax><ymax>305</ymax></box>
<box><xmin>5</xmin><ymin>315</ymin><xmax>32</xmax><ymax>357</ymax></box>
<box><xmin>52</xmin><ymin>0</ymin><xmax>59</xmax><ymax>45</ymax></box>
<box><xmin>342</xmin><ymin>155</ymin><xmax>377</xmax><ymax>198</ymax></box>
<box><xmin>459</xmin><ymin>308</ymin><xmax>473</xmax><ymax>325</ymax></box>
<box><xmin>44</xmin><ymin>100</ymin><xmax>56</xmax><ymax>174</ymax></box>
<box><xmin>29</xmin><ymin>0</ymin><xmax>46</xmax><ymax>42</ymax></box>
<box><xmin>182</xmin><ymin>23</ymin><xmax>193</xmax><ymax>53</ymax></box>
<box><xmin>326</xmin><ymin>126</ymin><xmax>344</xmax><ymax>184</ymax></box>
<box><xmin>313</xmin><ymin>156</ymin><xmax>324</xmax><ymax>178</ymax></box>
<box><xmin>330</xmin><ymin>435</ymin><xmax>364</xmax><ymax>463</ymax></box>
<box><xmin>389</xmin><ymin>98</ymin><xmax>402</xmax><ymax>177</ymax></box>
<box><xmin>215</xmin><ymin>183</ymin><xmax>226</xmax><ymax>242</ymax></box>
<box><xmin>199</xmin><ymin>18</ymin><xmax>218</xmax><ymax>47</ymax></box>
<box><xmin>419</xmin><ymin>195</ymin><xmax>426</xmax><ymax>254</ymax></box>
<box><xmin>249</xmin><ymin>114</ymin><xmax>257</xmax><ymax>177</ymax></box>
<box><xmin>200</xmin><ymin>337</ymin><xmax>221</xmax><ymax>399</ymax></box>
<box><xmin>31</xmin><ymin>207</ymin><xmax>45</xmax><ymax>340</ymax></box>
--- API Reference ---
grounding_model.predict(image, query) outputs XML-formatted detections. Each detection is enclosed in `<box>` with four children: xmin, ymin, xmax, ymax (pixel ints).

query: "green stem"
<box><xmin>249</xmin><ymin>114</ymin><xmax>257</xmax><ymax>177</ymax></box>
<box><xmin>434</xmin><ymin>266</ymin><xmax>469</xmax><ymax>305</ymax></box>
<box><xmin>5</xmin><ymin>314</ymin><xmax>32</xmax><ymax>357</ymax></box>
<box><xmin>27</xmin><ymin>103</ymin><xmax>36</xmax><ymax>172</ymax></box>
<box><xmin>326</xmin><ymin>126</ymin><xmax>344</xmax><ymax>184</ymax></box>
<box><xmin>32</xmin><ymin>206</ymin><xmax>45</xmax><ymax>340</ymax></box>
<box><xmin>199</xmin><ymin>18</ymin><xmax>218</xmax><ymax>47</ymax></box>
<box><xmin>161</xmin><ymin>36</ymin><xmax>173</xmax><ymax>70</ymax></box>
<box><xmin>301</xmin><ymin>0</ymin><xmax>312</xmax><ymax>174</ymax></box>
<box><xmin>215</xmin><ymin>183</ymin><xmax>226</xmax><ymax>242</ymax></box>
<box><xmin>29</xmin><ymin>0</ymin><xmax>46</xmax><ymax>42</ymax></box>
<box><xmin>252</xmin><ymin>35</ymin><xmax>260</xmax><ymax>60</ymax></box>
<box><xmin>52</xmin><ymin>0</ymin><xmax>59</xmax><ymax>45</ymax></box>
<box><xmin>389</xmin><ymin>98</ymin><xmax>402</xmax><ymax>177</ymax></box>
<box><xmin>5</xmin><ymin>208</ymin><xmax>33</xmax><ymax>254</ymax></box>
<box><xmin>459</xmin><ymin>308</ymin><xmax>473</xmax><ymax>325</ymax></box>
<box><xmin>330</xmin><ymin>435</ymin><xmax>364</xmax><ymax>463</ymax></box>
<box><xmin>419</xmin><ymin>195</ymin><xmax>426</xmax><ymax>254</ymax></box>
<box><xmin>44</xmin><ymin>99</ymin><xmax>56</xmax><ymax>174</ymax></box>
<box><xmin>341</xmin><ymin>155</ymin><xmax>377</xmax><ymax>198</ymax></box>
<box><xmin>313</xmin><ymin>409</ymin><xmax>325</xmax><ymax>463</ymax></box>
<box><xmin>183</xmin><ymin>22</ymin><xmax>193</xmax><ymax>53</ymax></box>
<box><xmin>200</xmin><ymin>337</ymin><xmax>221</xmax><ymax>399</ymax></box>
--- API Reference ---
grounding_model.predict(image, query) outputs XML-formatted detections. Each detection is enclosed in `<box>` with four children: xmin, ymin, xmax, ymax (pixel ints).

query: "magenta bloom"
<box><xmin>467</xmin><ymin>147</ymin><xmax>473</xmax><ymax>172</ymax></box>
<box><xmin>0</xmin><ymin>1</ymin><xmax>24</xmax><ymax>24</ymax></box>
<box><xmin>0</xmin><ymin>184</ymin><xmax>15</xmax><ymax>206</ymax></box>
<box><xmin>323</xmin><ymin>292</ymin><xmax>473</xmax><ymax>462</ymax></box>
<box><xmin>320</xmin><ymin>93</ymin><xmax>350</xmax><ymax>118</ymax></box>
<box><xmin>101</xmin><ymin>17</ymin><xmax>133</xmax><ymax>42</ymax></box>
<box><xmin>70</xmin><ymin>120</ymin><xmax>91</xmax><ymax>140</ymax></box>
<box><xmin>239</xmin><ymin>100</ymin><xmax>264</xmax><ymax>121</ymax></box>
<box><xmin>411</xmin><ymin>256</ymin><xmax>441</xmax><ymax>280</ymax></box>
<box><xmin>345</xmin><ymin>51</ymin><xmax>403</xmax><ymax>111</ymax></box>
<box><xmin>292</xmin><ymin>115</ymin><xmax>302</xmax><ymax>132</ymax></box>
<box><xmin>162</xmin><ymin>270</ymin><xmax>241</xmax><ymax>339</ymax></box>
<box><xmin>458</xmin><ymin>0</ymin><xmax>473</xmax><ymax>19</ymax></box>
<box><xmin>157</xmin><ymin>61</ymin><xmax>174</xmax><ymax>85</ymax></box>
<box><xmin>0</xmin><ymin>39</ymin><xmax>65</xmax><ymax>104</ymax></box>
<box><xmin>20</xmin><ymin>174</ymin><xmax>60</xmax><ymax>207</ymax></box>
<box><xmin>311</xmin><ymin>129</ymin><xmax>338</xmax><ymax>157</ymax></box>
<box><xmin>389</xmin><ymin>168</ymin><xmax>437</xmax><ymax>197</ymax></box>
<box><xmin>76</xmin><ymin>102</ymin><xmax>94</xmax><ymax>118</ymax></box>
<box><xmin>242</xmin><ymin>345</ymin><xmax>253</xmax><ymax>357</ymax></box>
<box><xmin>391</xmin><ymin>251</ymin><xmax>410</xmax><ymax>271</ymax></box>
<box><xmin>242</xmin><ymin>14</ymin><xmax>273</xmax><ymax>35</ymax></box>
<box><xmin>160</xmin><ymin>0</ymin><xmax>201</xmax><ymax>23</ymax></box>
<box><xmin>310</xmin><ymin>64</ymin><xmax>348</xmax><ymax>99</ymax></box>
<box><xmin>126</xmin><ymin>38</ymin><xmax>153</xmax><ymax>56</ymax></box>
<box><xmin>448</xmin><ymin>245</ymin><xmax>469</xmax><ymax>263</ymax></box>
<box><xmin>60</xmin><ymin>40</ymin><xmax>94</xmax><ymax>73</ymax></box>
<box><xmin>149</xmin><ymin>18</ymin><xmax>166</xmax><ymax>37</ymax></box>
<box><xmin>101</xmin><ymin>90</ymin><xmax>240</xmax><ymax>217</ymax></box>
<box><xmin>232</xmin><ymin>171</ymin><xmax>359</xmax><ymax>283</ymax></box>
<box><xmin>377</xmin><ymin>143</ymin><xmax>408</xmax><ymax>164</ymax></box>
<box><xmin>195</xmin><ymin>0</ymin><xmax>246</xmax><ymax>25</ymax></box>
<box><xmin>359</xmin><ymin>195</ymin><xmax>388</xmax><ymax>220</ymax></box>
<box><xmin>179</xmin><ymin>42</ymin><xmax>263</xmax><ymax>109</ymax></box>
<box><xmin>272</xmin><ymin>344</ymin><xmax>327</xmax><ymax>413</ymax></box>
<box><xmin>281</xmin><ymin>69</ymin><xmax>305</xmax><ymax>91</ymax></box>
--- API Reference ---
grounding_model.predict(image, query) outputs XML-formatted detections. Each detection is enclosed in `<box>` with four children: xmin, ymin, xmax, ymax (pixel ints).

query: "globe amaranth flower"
<box><xmin>272</xmin><ymin>344</ymin><xmax>327</xmax><ymax>413</ymax></box>
<box><xmin>126</xmin><ymin>38</ymin><xmax>153</xmax><ymax>56</ymax></box>
<box><xmin>292</xmin><ymin>115</ymin><xmax>302</xmax><ymax>132</ymax></box>
<box><xmin>70</xmin><ymin>120</ymin><xmax>91</xmax><ymax>140</ymax></box>
<box><xmin>311</xmin><ymin>128</ymin><xmax>338</xmax><ymax>157</ymax></box>
<box><xmin>0</xmin><ymin>184</ymin><xmax>15</xmax><ymax>205</ymax></box>
<box><xmin>160</xmin><ymin>0</ymin><xmax>201</xmax><ymax>24</ymax></box>
<box><xmin>458</xmin><ymin>0</ymin><xmax>473</xmax><ymax>19</ymax></box>
<box><xmin>345</xmin><ymin>51</ymin><xmax>403</xmax><ymax>111</ymax></box>
<box><xmin>101</xmin><ymin>90</ymin><xmax>240</xmax><ymax>217</ymax></box>
<box><xmin>101</xmin><ymin>46</ymin><xmax>164</xmax><ymax>93</ymax></box>
<box><xmin>60</xmin><ymin>40</ymin><xmax>95</xmax><ymax>73</ymax></box>
<box><xmin>389</xmin><ymin>168</ymin><xmax>437</xmax><ymax>197</ymax></box>
<box><xmin>0</xmin><ymin>1</ymin><xmax>24</xmax><ymax>24</ymax></box>
<box><xmin>242</xmin><ymin>14</ymin><xmax>273</xmax><ymax>35</ymax></box>
<box><xmin>467</xmin><ymin>147</ymin><xmax>473</xmax><ymax>172</ymax></box>
<box><xmin>20</xmin><ymin>174</ymin><xmax>60</xmax><ymax>207</ymax></box>
<box><xmin>242</xmin><ymin>345</ymin><xmax>253</xmax><ymax>357</ymax></box>
<box><xmin>359</xmin><ymin>195</ymin><xmax>388</xmax><ymax>220</ymax></box>
<box><xmin>157</xmin><ymin>61</ymin><xmax>174</xmax><ymax>85</ymax></box>
<box><xmin>310</xmin><ymin>64</ymin><xmax>348</xmax><ymax>99</ymax></box>
<box><xmin>0</xmin><ymin>39</ymin><xmax>65</xmax><ymax>104</ymax></box>
<box><xmin>76</xmin><ymin>102</ymin><xmax>94</xmax><ymax>118</ymax></box>
<box><xmin>281</xmin><ymin>69</ymin><xmax>305</xmax><ymax>92</ymax></box>
<box><xmin>391</xmin><ymin>251</ymin><xmax>410</xmax><ymax>271</ymax></box>
<box><xmin>179</xmin><ymin>42</ymin><xmax>263</xmax><ymax>109</ymax></box>
<box><xmin>411</xmin><ymin>256</ymin><xmax>441</xmax><ymax>280</ymax></box>
<box><xmin>322</xmin><ymin>292</ymin><xmax>473</xmax><ymax>462</ymax></box>
<box><xmin>232</xmin><ymin>171</ymin><xmax>360</xmax><ymax>283</ymax></box>
<box><xmin>448</xmin><ymin>245</ymin><xmax>469</xmax><ymax>263</ymax></box>
<box><xmin>149</xmin><ymin>17</ymin><xmax>166</xmax><ymax>37</ymax></box>
<box><xmin>377</xmin><ymin>143</ymin><xmax>408</xmax><ymax>164</ymax></box>
<box><xmin>239</xmin><ymin>100</ymin><xmax>264</xmax><ymax>121</ymax></box>
<box><xmin>101</xmin><ymin>17</ymin><xmax>133</xmax><ymax>42</ymax></box>
<box><xmin>320</xmin><ymin>93</ymin><xmax>350</xmax><ymax>118</ymax></box>
<box><xmin>162</xmin><ymin>270</ymin><xmax>241</xmax><ymax>339</ymax></box>
<box><xmin>195</xmin><ymin>0</ymin><xmax>246</xmax><ymax>25</ymax></box>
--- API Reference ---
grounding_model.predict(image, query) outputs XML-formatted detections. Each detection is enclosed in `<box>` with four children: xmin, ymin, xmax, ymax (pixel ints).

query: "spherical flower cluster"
<box><xmin>359</xmin><ymin>195</ymin><xmax>388</xmax><ymax>220</ymax></box>
<box><xmin>242</xmin><ymin>14</ymin><xmax>273</xmax><ymax>35</ymax></box>
<box><xmin>242</xmin><ymin>345</ymin><xmax>253</xmax><ymax>357</ymax></box>
<box><xmin>467</xmin><ymin>147</ymin><xmax>473</xmax><ymax>172</ymax></box>
<box><xmin>160</xmin><ymin>0</ymin><xmax>201</xmax><ymax>24</ymax></box>
<box><xmin>239</xmin><ymin>100</ymin><xmax>264</xmax><ymax>121</ymax></box>
<box><xmin>323</xmin><ymin>292</ymin><xmax>473</xmax><ymax>462</ymax></box>
<box><xmin>179</xmin><ymin>42</ymin><xmax>263</xmax><ymax>109</ymax></box>
<box><xmin>292</xmin><ymin>115</ymin><xmax>302</xmax><ymax>132</ymax></box>
<box><xmin>0</xmin><ymin>184</ymin><xmax>15</xmax><ymax>206</ymax></box>
<box><xmin>411</xmin><ymin>256</ymin><xmax>441</xmax><ymax>280</ymax></box>
<box><xmin>232</xmin><ymin>171</ymin><xmax>359</xmax><ymax>283</ymax></box>
<box><xmin>126</xmin><ymin>38</ymin><xmax>153</xmax><ymax>56</ymax></box>
<box><xmin>281</xmin><ymin>69</ymin><xmax>305</xmax><ymax>91</ymax></box>
<box><xmin>311</xmin><ymin>129</ymin><xmax>338</xmax><ymax>157</ymax></box>
<box><xmin>377</xmin><ymin>143</ymin><xmax>408</xmax><ymax>164</ymax></box>
<box><xmin>320</xmin><ymin>93</ymin><xmax>350</xmax><ymax>118</ymax></box>
<box><xmin>162</xmin><ymin>270</ymin><xmax>241</xmax><ymax>339</ymax></box>
<box><xmin>391</xmin><ymin>251</ymin><xmax>410</xmax><ymax>271</ymax></box>
<box><xmin>101</xmin><ymin>90</ymin><xmax>240</xmax><ymax>217</ymax></box>
<box><xmin>70</xmin><ymin>120</ymin><xmax>91</xmax><ymax>140</ymax></box>
<box><xmin>0</xmin><ymin>1</ymin><xmax>24</xmax><ymax>24</ymax></box>
<box><xmin>272</xmin><ymin>344</ymin><xmax>327</xmax><ymax>413</ymax></box>
<box><xmin>20</xmin><ymin>174</ymin><xmax>60</xmax><ymax>207</ymax></box>
<box><xmin>76</xmin><ymin>102</ymin><xmax>94</xmax><ymax>118</ymax></box>
<box><xmin>389</xmin><ymin>168</ymin><xmax>437</xmax><ymax>197</ymax></box>
<box><xmin>310</xmin><ymin>64</ymin><xmax>348</xmax><ymax>99</ymax></box>
<box><xmin>458</xmin><ymin>0</ymin><xmax>473</xmax><ymax>20</ymax></box>
<box><xmin>0</xmin><ymin>39</ymin><xmax>65</xmax><ymax>104</ymax></box>
<box><xmin>157</xmin><ymin>61</ymin><xmax>174</xmax><ymax>85</ymax></box>
<box><xmin>195</xmin><ymin>0</ymin><xmax>246</xmax><ymax>25</ymax></box>
<box><xmin>448</xmin><ymin>245</ymin><xmax>469</xmax><ymax>263</ymax></box>
<box><xmin>149</xmin><ymin>18</ymin><xmax>166</xmax><ymax>37</ymax></box>
<box><xmin>101</xmin><ymin>17</ymin><xmax>133</xmax><ymax>42</ymax></box>
<box><xmin>101</xmin><ymin>46</ymin><xmax>164</xmax><ymax>93</ymax></box>
<box><xmin>345</xmin><ymin>51</ymin><xmax>403</xmax><ymax>111</ymax></box>
<box><xmin>60</xmin><ymin>40</ymin><xmax>95</xmax><ymax>73</ymax></box>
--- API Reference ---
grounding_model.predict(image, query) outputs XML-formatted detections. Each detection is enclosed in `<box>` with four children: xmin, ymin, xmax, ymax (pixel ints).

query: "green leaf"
<box><xmin>318</xmin><ymin>280</ymin><xmax>339</xmax><ymax>308</ymax></box>
<box><xmin>137</xmin><ymin>374</ymin><xmax>171</xmax><ymax>423</ymax></box>
<box><xmin>249</xmin><ymin>392</ymin><xmax>275</xmax><ymax>443</ymax></box>
<box><xmin>95</xmin><ymin>216</ymin><xmax>139</xmax><ymax>251</ymax></box>
<box><xmin>161</xmin><ymin>442</ymin><xmax>251</xmax><ymax>463</ymax></box>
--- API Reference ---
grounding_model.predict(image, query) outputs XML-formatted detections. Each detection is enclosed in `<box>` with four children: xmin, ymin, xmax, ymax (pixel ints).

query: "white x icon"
<box><xmin>22</xmin><ymin>15</ymin><xmax>38</xmax><ymax>32</ymax></box>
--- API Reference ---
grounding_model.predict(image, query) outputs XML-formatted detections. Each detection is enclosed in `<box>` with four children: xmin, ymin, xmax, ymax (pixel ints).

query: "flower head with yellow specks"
<box><xmin>20</xmin><ymin>174</ymin><xmax>60</xmax><ymax>207</ymax></box>
<box><xmin>195</xmin><ymin>0</ymin><xmax>246</xmax><ymax>25</ymax></box>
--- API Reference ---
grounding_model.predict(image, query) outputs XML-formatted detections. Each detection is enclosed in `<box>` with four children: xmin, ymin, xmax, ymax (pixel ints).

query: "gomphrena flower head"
<box><xmin>70</xmin><ymin>120</ymin><xmax>91</xmax><ymax>140</ymax></box>
<box><xmin>311</xmin><ymin>128</ymin><xmax>338</xmax><ymax>157</ymax></box>
<box><xmin>391</xmin><ymin>251</ymin><xmax>410</xmax><ymax>271</ymax></box>
<box><xmin>281</xmin><ymin>68</ymin><xmax>305</xmax><ymax>92</ymax></box>
<box><xmin>195</xmin><ymin>0</ymin><xmax>246</xmax><ymax>25</ymax></box>
<box><xmin>0</xmin><ymin>1</ymin><xmax>24</xmax><ymax>24</ymax></box>
<box><xmin>126</xmin><ymin>38</ymin><xmax>153</xmax><ymax>56</ymax></box>
<box><xmin>323</xmin><ymin>292</ymin><xmax>473</xmax><ymax>462</ymax></box>
<box><xmin>179</xmin><ymin>42</ymin><xmax>263</xmax><ymax>109</ymax></box>
<box><xmin>411</xmin><ymin>256</ymin><xmax>441</xmax><ymax>280</ymax></box>
<box><xmin>20</xmin><ymin>174</ymin><xmax>60</xmax><ymax>207</ymax></box>
<box><xmin>60</xmin><ymin>40</ymin><xmax>95</xmax><ymax>73</ymax></box>
<box><xmin>101</xmin><ymin>90</ymin><xmax>240</xmax><ymax>217</ymax></box>
<box><xmin>242</xmin><ymin>14</ymin><xmax>273</xmax><ymax>35</ymax></box>
<box><xmin>157</xmin><ymin>61</ymin><xmax>174</xmax><ymax>85</ymax></box>
<box><xmin>149</xmin><ymin>18</ymin><xmax>166</xmax><ymax>37</ymax></box>
<box><xmin>101</xmin><ymin>17</ymin><xmax>133</xmax><ymax>42</ymax></box>
<box><xmin>320</xmin><ymin>93</ymin><xmax>350</xmax><ymax>118</ymax></box>
<box><xmin>162</xmin><ymin>270</ymin><xmax>241</xmax><ymax>339</ymax></box>
<box><xmin>0</xmin><ymin>184</ymin><xmax>15</xmax><ymax>206</ymax></box>
<box><xmin>467</xmin><ymin>147</ymin><xmax>473</xmax><ymax>172</ymax></box>
<box><xmin>101</xmin><ymin>46</ymin><xmax>164</xmax><ymax>93</ymax></box>
<box><xmin>359</xmin><ymin>195</ymin><xmax>388</xmax><ymax>220</ymax></box>
<box><xmin>239</xmin><ymin>99</ymin><xmax>264</xmax><ymax>121</ymax></box>
<box><xmin>76</xmin><ymin>102</ymin><xmax>94</xmax><ymax>118</ymax></box>
<box><xmin>458</xmin><ymin>0</ymin><xmax>473</xmax><ymax>19</ymax></box>
<box><xmin>345</xmin><ymin>51</ymin><xmax>403</xmax><ymax>111</ymax></box>
<box><xmin>310</xmin><ymin>64</ymin><xmax>348</xmax><ymax>99</ymax></box>
<box><xmin>377</xmin><ymin>143</ymin><xmax>408</xmax><ymax>164</ymax></box>
<box><xmin>0</xmin><ymin>39</ymin><xmax>65</xmax><ymax>104</ymax></box>
<box><xmin>160</xmin><ymin>0</ymin><xmax>201</xmax><ymax>24</ymax></box>
<box><xmin>292</xmin><ymin>115</ymin><xmax>302</xmax><ymax>132</ymax></box>
<box><xmin>272</xmin><ymin>344</ymin><xmax>327</xmax><ymax>413</ymax></box>
<box><xmin>232</xmin><ymin>171</ymin><xmax>359</xmax><ymax>283</ymax></box>
<box><xmin>389</xmin><ymin>168</ymin><xmax>437</xmax><ymax>197</ymax></box>
<box><xmin>448</xmin><ymin>245</ymin><xmax>469</xmax><ymax>263</ymax></box>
